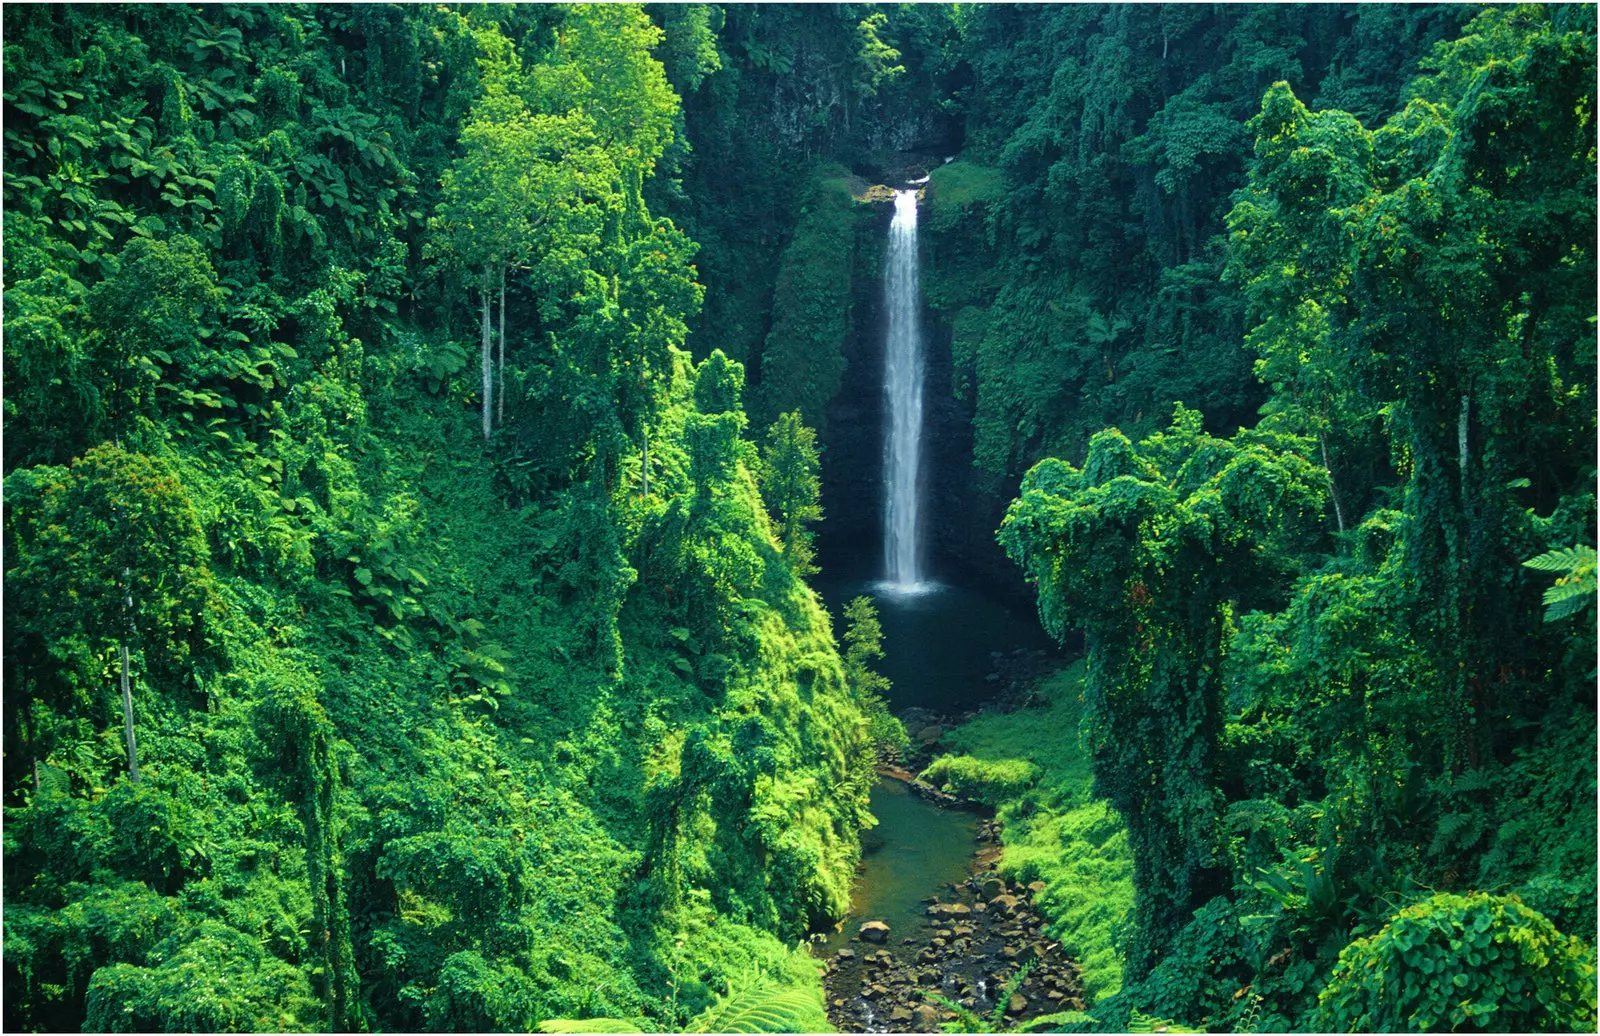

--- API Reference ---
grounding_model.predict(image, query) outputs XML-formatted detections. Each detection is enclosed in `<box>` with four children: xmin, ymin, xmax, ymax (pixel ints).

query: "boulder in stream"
<box><xmin>912</xmin><ymin>1004</ymin><xmax>941</xmax><ymax>1030</ymax></box>
<box><xmin>859</xmin><ymin>920</ymin><xmax>891</xmax><ymax>943</ymax></box>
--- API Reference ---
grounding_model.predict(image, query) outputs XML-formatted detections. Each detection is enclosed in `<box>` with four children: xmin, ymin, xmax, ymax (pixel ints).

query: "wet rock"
<box><xmin>935</xmin><ymin>929</ymin><xmax>953</xmax><ymax>939</ymax></box>
<box><xmin>1000</xmin><ymin>945</ymin><xmax>1022</xmax><ymax>961</ymax></box>
<box><xmin>931</xmin><ymin>938</ymin><xmax>947</xmax><ymax>950</ymax></box>
<box><xmin>981</xmin><ymin>878</ymin><xmax>1003</xmax><ymax>899</ymax></box>
<box><xmin>889</xmin><ymin>1007</ymin><xmax>913</xmax><ymax>1023</ymax></box>
<box><xmin>867</xmin><ymin>984</ymin><xmax>889</xmax><ymax>1000</ymax></box>
<box><xmin>1006</xmin><ymin>993</ymin><xmax>1028</xmax><ymax>1016</ymax></box>
<box><xmin>832</xmin><ymin>998</ymin><xmax>847</xmax><ymax>1008</ymax></box>
<box><xmin>900</xmin><ymin>937</ymin><xmax>916</xmax><ymax>945</ymax></box>
<box><xmin>990</xmin><ymin>893</ymin><xmax>1021</xmax><ymax>915</ymax></box>
<box><xmin>836</xmin><ymin>948</ymin><xmax>855</xmax><ymax>960</ymax></box>
<box><xmin>860</xmin><ymin>920</ymin><xmax>891</xmax><ymax>943</ymax></box>
<box><xmin>917</xmin><ymin>725</ymin><xmax>944</xmax><ymax>745</ymax></box>
<box><xmin>913</xmin><ymin>1004</ymin><xmax>941</xmax><ymax>1030</ymax></box>
<box><xmin>1027</xmin><ymin>880</ymin><xmax>1047</xmax><ymax>897</ymax></box>
<box><xmin>952</xmin><ymin>925</ymin><xmax>973</xmax><ymax>938</ymax></box>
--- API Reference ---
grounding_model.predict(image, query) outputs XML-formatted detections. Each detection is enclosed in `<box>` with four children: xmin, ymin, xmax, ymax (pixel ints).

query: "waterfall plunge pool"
<box><xmin>818</xmin><ymin>574</ymin><xmax>1058</xmax><ymax>715</ymax></box>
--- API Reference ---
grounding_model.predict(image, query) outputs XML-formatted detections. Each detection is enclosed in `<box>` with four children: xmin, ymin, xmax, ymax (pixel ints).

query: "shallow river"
<box><xmin>818</xmin><ymin>778</ymin><xmax>979</xmax><ymax>956</ymax></box>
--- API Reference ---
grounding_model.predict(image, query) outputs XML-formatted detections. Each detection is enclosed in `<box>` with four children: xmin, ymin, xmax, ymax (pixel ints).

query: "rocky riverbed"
<box><xmin>819</xmin><ymin>815</ymin><xmax>1085</xmax><ymax>1033</ymax></box>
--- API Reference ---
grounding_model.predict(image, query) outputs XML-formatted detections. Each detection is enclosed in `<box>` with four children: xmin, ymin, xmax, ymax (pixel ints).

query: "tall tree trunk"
<box><xmin>1320</xmin><ymin>432</ymin><xmax>1346</xmax><ymax>535</ymax></box>
<box><xmin>120</xmin><ymin>566</ymin><xmax>140</xmax><ymax>783</ymax></box>
<box><xmin>480</xmin><ymin>264</ymin><xmax>492</xmax><ymax>441</ymax></box>
<box><xmin>498</xmin><ymin>265</ymin><xmax>507</xmax><ymax>428</ymax></box>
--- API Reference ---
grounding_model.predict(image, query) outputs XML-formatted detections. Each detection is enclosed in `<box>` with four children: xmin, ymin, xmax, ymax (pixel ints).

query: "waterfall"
<box><xmin>883</xmin><ymin>189</ymin><xmax>926</xmax><ymax>589</ymax></box>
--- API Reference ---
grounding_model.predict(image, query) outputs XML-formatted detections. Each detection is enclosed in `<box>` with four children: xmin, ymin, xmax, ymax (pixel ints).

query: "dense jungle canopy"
<box><xmin>1</xmin><ymin>3</ymin><xmax>1595</xmax><ymax>1033</ymax></box>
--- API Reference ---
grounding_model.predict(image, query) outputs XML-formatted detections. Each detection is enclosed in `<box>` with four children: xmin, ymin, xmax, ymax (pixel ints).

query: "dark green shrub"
<box><xmin>1317</xmin><ymin>892</ymin><xmax>1598</xmax><ymax>1032</ymax></box>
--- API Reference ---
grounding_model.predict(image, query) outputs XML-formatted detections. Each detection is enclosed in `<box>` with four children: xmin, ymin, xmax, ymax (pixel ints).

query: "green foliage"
<box><xmin>1317</xmin><ymin>893</ymin><xmax>1598</xmax><ymax>1032</ymax></box>
<box><xmin>1126</xmin><ymin>1009</ymin><xmax>1201</xmax><ymax>1034</ymax></box>
<box><xmin>1001</xmin><ymin>407</ymin><xmax>1327</xmax><ymax>972</ymax></box>
<box><xmin>841</xmin><ymin>596</ymin><xmax>907</xmax><ymax>758</ymax></box>
<box><xmin>685</xmin><ymin>970</ymin><xmax>832</xmax><ymax>1033</ymax></box>
<box><xmin>759</xmin><ymin>411</ymin><xmax>823</xmax><ymax>574</ymax></box>
<box><xmin>539</xmin><ymin>1021</ymin><xmax>645</xmax><ymax>1034</ymax></box>
<box><xmin>921</xmin><ymin>755</ymin><xmax>1039</xmax><ymax>802</ymax></box>
<box><xmin>2</xmin><ymin>6</ymin><xmax>874</xmax><ymax>1034</ymax></box>
<box><xmin>84</xmin><ymin>922</ymin><xmax>320</xmax><ymax>1033</ymax></box>
<box><xmin>752</xmin><ymin>171</ymin><xmax>859</xmax><ymax>432</ymax></box>
<box><xmin>1523</xmin><ymin>544</ymin><xmax>1597</xmax><ymax>622</ymax></box>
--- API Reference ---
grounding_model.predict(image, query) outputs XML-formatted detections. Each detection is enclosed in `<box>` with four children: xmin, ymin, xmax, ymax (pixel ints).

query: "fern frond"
<box><xmin>1544</xmin><ymin>592</ymin><xmax>1590</xmax><ymax>622</ymax></box>
<box><xmin>687</xmin><ymin>973</ymin><xmax>831</xmax><ymax>1034</ymax></box>
<box><xmin>1521</xmin><ymin>545</ymin><xmax>1596</xmax><ymax>572</ymax></box>
<box><xmin>989</xmin><ymin>961</ymin><xmax>1037</xmax><ymax>1030</ymax></box>
<box><xmin>929</xmin><ymin>992</ymin><xmax>989</xmax><ymax>1033</ymax></box>
<box><xmin>1016</xmin><ymin>1009</ymin><xmax>1097</xmax><ymax>1031</ymax></box>
<box><xmin>1129</xmin><ymin>1008</ymin><xmax>1202</xmax><ymax>1033</ymax></box>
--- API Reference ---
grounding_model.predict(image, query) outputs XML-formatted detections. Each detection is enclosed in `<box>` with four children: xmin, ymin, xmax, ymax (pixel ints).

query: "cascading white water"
<box><xmin>883</xmin><ymin>189</ymin><xmax>926</xmax><ymax>589</ymax></box>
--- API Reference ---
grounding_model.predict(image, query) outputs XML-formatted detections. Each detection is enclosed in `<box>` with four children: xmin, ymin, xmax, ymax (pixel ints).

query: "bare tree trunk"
<box><xmin>1320</xmin><ymin>433</ymin><xmax>1346</xmax><ymax>535</ymax></box>
<box><xmin>120</xmin><ymin>566</ymin><xmax>140</xmax><ymax>783</ymax></box>
<box><xmin>481</xmin><ymin>264</ymin><xmax>492</xmax><ymax>441</ymax></box>
<box><xmin>498</xmin><ymin>265</ymin><xmax>506</xmax><ymax>428</ymax></box>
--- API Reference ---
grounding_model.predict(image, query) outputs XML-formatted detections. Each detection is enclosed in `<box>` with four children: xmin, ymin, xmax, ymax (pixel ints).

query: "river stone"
<box><xmin>918</xmin><ymin>725</ymin><xmax>944</xmax><ymax>745</ymax></box>
<box><xmin>868</xmin><ymin>984</ymin><xmax>889</xmax><ymax>999</ymax></box>
<box><xmin>953</xmin><ymin>925</ymin><xmax>973</xmax><ymax>937</ymax></box>
<box><xmin>889</xmin><ymin>1007</ymin><xmax>913</xmax><ymax>1023</ymax></box>
<box><xmin>836</xmin><ymin>948</ymin><xmax>855</xmax><ymax>960</ymax></box>
<box><xmin>931</xmin><ymin>938</ymin><xmax>947</xmax><ymax>949</ymax></box>
<box><xmin>860</xmin><ymin>920</ymin><xmax>891</xmax><ymax>943</ymax></box>
<box><xmin>1027</xmin><ymin>880</ymin><xmax>1047</xmax><ymax>897</ymax></box>
<box><xmin>912</xmin><ymin>1004</ymin><xmax>941</xmax><ymax>1031</ymax></box>
<box><xmin>1006</xmin><ymin>993</ymin><xmax>1028</xmax><ymax>1016</ymax></box>
<box><xmin>990</xmin><ymin>894</ymin><xmax>1022</xmax><ymax>916</ymax></box>
<box><xmin>981</xmin><ymin>878</ymin><xmax>1003</xmax><ymax>899</ymax></box>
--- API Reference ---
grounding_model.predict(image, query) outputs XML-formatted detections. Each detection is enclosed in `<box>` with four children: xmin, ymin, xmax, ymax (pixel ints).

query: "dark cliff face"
<box><xmin>815</xmin><ymin>201</ymin><xmax>1033</xmax><ymax>604</ymax></box>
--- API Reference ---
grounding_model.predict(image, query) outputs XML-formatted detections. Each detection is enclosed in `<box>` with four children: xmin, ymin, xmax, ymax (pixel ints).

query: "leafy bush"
<box><xmin>1317</xmin><ymin>892</ymin><xmax>1598</xmax><ymax>1032</ymax></box>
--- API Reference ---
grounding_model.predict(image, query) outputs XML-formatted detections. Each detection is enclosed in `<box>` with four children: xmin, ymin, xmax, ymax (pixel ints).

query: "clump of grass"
<box><xmin>926</xmin><ymin>160</ymin><xmax>1004</xmax><ymax>210</ymax></box>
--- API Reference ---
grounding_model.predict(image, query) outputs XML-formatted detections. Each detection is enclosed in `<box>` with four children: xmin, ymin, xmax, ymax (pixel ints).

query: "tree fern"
<box><xmin>1522</xmin><ymin>545</ymin><xmax>1596</xmax><ymax>622</ymax></box>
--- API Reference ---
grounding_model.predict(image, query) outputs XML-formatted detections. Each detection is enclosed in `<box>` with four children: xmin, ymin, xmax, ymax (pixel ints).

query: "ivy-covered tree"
<box><xmin>1001</xmin><ymin>407</ymin><xmax>1326</xmax><ymax>971</ymax></box>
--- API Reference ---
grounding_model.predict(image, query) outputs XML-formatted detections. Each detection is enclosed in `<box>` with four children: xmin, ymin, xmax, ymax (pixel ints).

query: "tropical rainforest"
<box><xmin>2</xmin><ymin>3</ymin><xmax>1595</xmax><ymax>1034</ymax></box>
